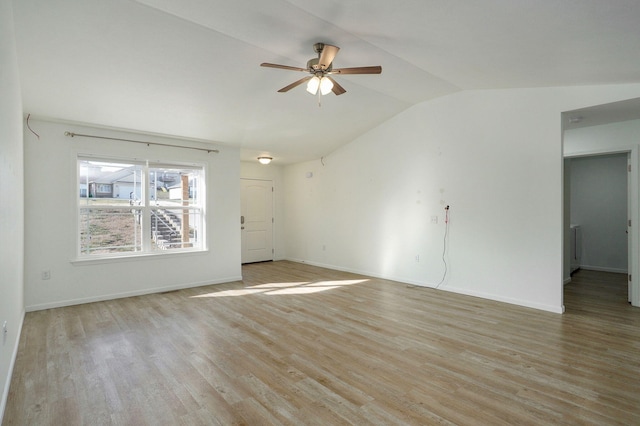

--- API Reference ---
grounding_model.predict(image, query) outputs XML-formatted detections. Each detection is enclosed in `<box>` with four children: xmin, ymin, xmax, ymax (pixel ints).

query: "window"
<box><xmin>78</xmin><ymin>157</ymin><xmax>205</xmax><ymax>257</ymax></box>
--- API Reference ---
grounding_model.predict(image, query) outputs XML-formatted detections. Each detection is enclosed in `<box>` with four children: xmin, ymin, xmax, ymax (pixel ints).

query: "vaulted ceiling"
<box><xmin>12</xmin><ymin>0</ymin><xmax>640</xmax><ymax>164</ymax></box>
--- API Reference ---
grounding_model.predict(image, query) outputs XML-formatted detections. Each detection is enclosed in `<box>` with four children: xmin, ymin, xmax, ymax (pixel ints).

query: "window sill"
<box><xmin>71</xmin><ymin>248</ymin><xmax>209</xmax><ymax>266</ymax></box>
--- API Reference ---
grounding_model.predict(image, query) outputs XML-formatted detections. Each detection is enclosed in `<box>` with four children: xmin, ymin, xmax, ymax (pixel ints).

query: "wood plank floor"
<box><xmin>3</xmin><ymin>262</ymin><xmax>640</xmax><ymax>425</ymax></box>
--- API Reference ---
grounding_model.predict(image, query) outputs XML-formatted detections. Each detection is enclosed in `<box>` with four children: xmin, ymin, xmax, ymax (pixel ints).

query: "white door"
<box><xmin>241</xmin><ymin>179</ymin><xmax>274</xmax><ymax>264</ymax></box>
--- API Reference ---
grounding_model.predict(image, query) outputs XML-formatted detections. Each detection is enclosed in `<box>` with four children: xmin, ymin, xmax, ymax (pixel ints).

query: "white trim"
<box><xmin>71</xmin><ymin>248</ymin><xmax>210</xmax><ymax>266</ymax></box>
<box><xmin>564</xmin><ymin>147</ymin><xmax>637</xmax><ymax>158</ymax></box>
<box><xmin>0</xmin><ymin>310</ymin><xmax>25</xmax><ymax>425</ymax></box>
<box><xmin>240</xmin><ymin>177</ymin><xmax>274</xmax><ymax>182</ymax></box>
<box><xmin>580</xmin><ymin>265</ymin><xmax>628</xmax><ymax>274</ymax></box>
<box><xmin>25</xmin><ymin>276</ymin><xmax>242</xmax><ymax>312</ymax></box>
<box><xmin>438</xmin><ymin>285</ymin><xmax>565</xmax><ymax>314</ymax></box>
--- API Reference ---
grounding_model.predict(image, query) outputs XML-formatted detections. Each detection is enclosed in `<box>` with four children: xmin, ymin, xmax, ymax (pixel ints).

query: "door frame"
<box><xmin>564</xmin><ymin>145</ymin><xmax>639</xmax><ymax>307</ymax></box>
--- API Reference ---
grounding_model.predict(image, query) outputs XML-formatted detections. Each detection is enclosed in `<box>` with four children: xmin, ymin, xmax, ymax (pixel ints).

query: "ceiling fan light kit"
<box><xmin>261</xmin><ymin>42</ymin><xmax>382</xmax><ymax>99</ymax></box>
<box><xmin>306</xmin><ymin>76</ymin><xmax>320</xmax><ymax>94</ymax></box>
<box><xmin>319</xmin><ymin>77</ymin><xmax>334</xmax><ymax>95</ymax></box>
<box><xmin>306</xmin><ymin>75</ymin><xmax>334</xmax><ymax>95</ymax></box>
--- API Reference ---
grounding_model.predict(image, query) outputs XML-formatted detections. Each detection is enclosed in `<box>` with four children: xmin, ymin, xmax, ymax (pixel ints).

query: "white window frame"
<box><xmin>76</xmin><ymin>155</ymin><xmax>206</xmax><ymax>259</ymax></box>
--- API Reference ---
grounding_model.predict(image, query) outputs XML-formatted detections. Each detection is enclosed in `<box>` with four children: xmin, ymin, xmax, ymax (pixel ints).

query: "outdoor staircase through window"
<box><xmin>151</xmin><ymin>209</ymin><xmax>183</xmax><ymax>250</ymax></box>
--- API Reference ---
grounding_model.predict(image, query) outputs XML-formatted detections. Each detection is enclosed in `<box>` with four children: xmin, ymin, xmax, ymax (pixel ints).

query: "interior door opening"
<box><xmin>562</xmin><ymin>99</ymin><xmax>640</xmax><ymax>310</ymax></box>
<box><xmin>564</xmin><ymin>150</ymin><xmax>635</xmax><ymax>306</ymax></box>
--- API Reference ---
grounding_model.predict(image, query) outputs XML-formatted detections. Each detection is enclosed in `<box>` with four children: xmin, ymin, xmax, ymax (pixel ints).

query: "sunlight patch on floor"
<box><xmin>191</xmin><ymin>279</ymin><xmax>369</xmax><ymax>298</ymax></box>
<box><xmin>190</xmin><ymin>288</ymin><xmax>265</xmax><ymax>298</ymax></box>
<box><xmin>305</xmin><ymin>279</ymin><xmax>366</xmax><ymax>287</ymax></box>
<box><xmin>248</xmin><ymin>282</ymin><xmax>309</xmax><ymax>289</ymax></box>
<box><xmin>264</xmin><ymin>286</ymin><xmax>340</xmax><ymax>295</ymax></box>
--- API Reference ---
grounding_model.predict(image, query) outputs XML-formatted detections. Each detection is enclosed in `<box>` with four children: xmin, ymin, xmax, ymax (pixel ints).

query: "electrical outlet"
<box><xmin>42</xmin><ymin>270</ymin><xmax>51</xmax><ymax>280</ymax></box>
<box><xmin>431</xmin><ymin>216</ymin><xmax>438</xmax><ymax>224</ymax></box>
<box><xmin>415</xmin><ymin>255</ymin><xmax>420</xmax><ymax>262</ymax></box>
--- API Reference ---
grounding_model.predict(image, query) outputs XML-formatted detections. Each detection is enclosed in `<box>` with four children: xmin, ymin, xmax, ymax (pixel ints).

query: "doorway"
<box><xmin>241</xmin><ymin>179</ymin><xmax>274</xmax><ymax>264</ymax></box>
<box><xmin>567</xmin><ymin>153</ymin><xmax>629</xmax><ymax>273</ymax></box>
<box><xmin>564</xmin><ymin>148</ymin><xmax>637</xmax><ymax>306</ymax></box>
<box><xmin>562</xmin><ymin>99</ymin><xmax>640</xmax><ymax>308</ymax></box>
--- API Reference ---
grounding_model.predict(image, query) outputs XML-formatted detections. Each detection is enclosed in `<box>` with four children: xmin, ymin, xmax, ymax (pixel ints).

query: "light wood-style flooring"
<box><xmin>3</xmin><ymin>262</ymin><xmax>640</xmax><ymax>425</ymax></box>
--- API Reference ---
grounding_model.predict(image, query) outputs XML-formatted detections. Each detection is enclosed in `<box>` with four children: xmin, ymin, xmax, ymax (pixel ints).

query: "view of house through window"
<box><xmin>78</xmin><ymin>157</ymin><xmax>205</xmax><ymax>256</ymax></box>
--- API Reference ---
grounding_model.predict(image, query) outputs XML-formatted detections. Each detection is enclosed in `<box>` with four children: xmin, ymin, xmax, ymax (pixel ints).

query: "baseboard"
<box><xmin>25</xmin><ymin>275</ymin><xmax>243</xmax><ymax>312</ymax></box>
<box><xmin>285</xmin><ymin>258</ymin><xmax>565</xmax><ymax>314</ymax></box>
<box><xmin>441</xmin><ymin>285</ymin><xmax>565</xmax><ymax>314</ymax></box>
<box><xmin>0</xmin><ymin>309</ymin><xmax>25</xmax><ymax>425</ymax></box>
<box><xmin>580</xmin><ymin>265</ymin><xmax>628</xmax><ymax>274</ymax></box>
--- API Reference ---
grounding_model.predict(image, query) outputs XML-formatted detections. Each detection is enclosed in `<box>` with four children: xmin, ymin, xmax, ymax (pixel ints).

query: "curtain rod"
<box><xmin>64</xmin><ymin>131</ymin><xmax>220</xmax><ymax>154</ymax></box>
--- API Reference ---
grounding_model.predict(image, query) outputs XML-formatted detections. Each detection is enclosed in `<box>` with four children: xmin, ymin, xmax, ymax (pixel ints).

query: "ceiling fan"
<box><xmin>261</xmin><ymin>43</ymin><xmax>382</xmax><ymax>96</ymax></box>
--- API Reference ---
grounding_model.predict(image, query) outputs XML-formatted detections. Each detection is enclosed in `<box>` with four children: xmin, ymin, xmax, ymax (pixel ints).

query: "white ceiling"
<box><xmin>12</xmin><ymin>0</ymin><xmax>640</xmax><ymax>164</ymax></box>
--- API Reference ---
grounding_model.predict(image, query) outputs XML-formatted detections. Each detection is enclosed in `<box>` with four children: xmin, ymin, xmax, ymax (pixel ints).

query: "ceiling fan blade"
<box><xmin>261</xmin><ymin>63</ymin><xmax>308</xmax><ymax>72</ymax></box>
<box><xmin>326</xmin><ymin>77</ymin><xmax>346</xmax><ymax>96</ymax></box>
<box><xmin>277</xmin><ymin>76</ymin><xmax>312</xmax><ymax>93</ymax></box>
<box><xmin>331</xmin><ymin>66</ymin><xmax>382</xmax><ymax>75</ymax></box>
<box><xmin>317</xmin><ymin>44</ymin><xmax>340</xmax><ymax>70</ymax></box>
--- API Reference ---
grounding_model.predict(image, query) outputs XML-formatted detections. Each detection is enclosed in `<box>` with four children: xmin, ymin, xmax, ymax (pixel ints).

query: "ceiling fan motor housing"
<box><xmin>307</xmin><ymin>57</ymin><xmax>332</xmax><ymax>73</ymax></box>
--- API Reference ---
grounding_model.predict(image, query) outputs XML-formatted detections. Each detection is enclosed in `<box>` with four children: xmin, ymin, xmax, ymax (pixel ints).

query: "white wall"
<box><xmin>23</xmin><ymin>119</ymin><xmax>241</xmax><ymax>311</ymax></box>
<box><xmin>240</xmin><ymin>161</ymin><xmax>285</xmax><ymax>260</ymax></box>
<box><xmin>569</xmin><ymin>154</ymin><xmax>628</xmax><ymax>273</ymax></box>
<box><xmin>0</xmin><ymin>0</ymin><xmax>25</xmax><ymax>420</ymax></box>
<box><xmin>283</xmin><ymin>85</ymin><xmax>640</xmax><ymax>313</ymax></box>
<box><xmin>564</xmin><ymin>119</ymin><xmax>640</xmax><ymax>155</ymax></box>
